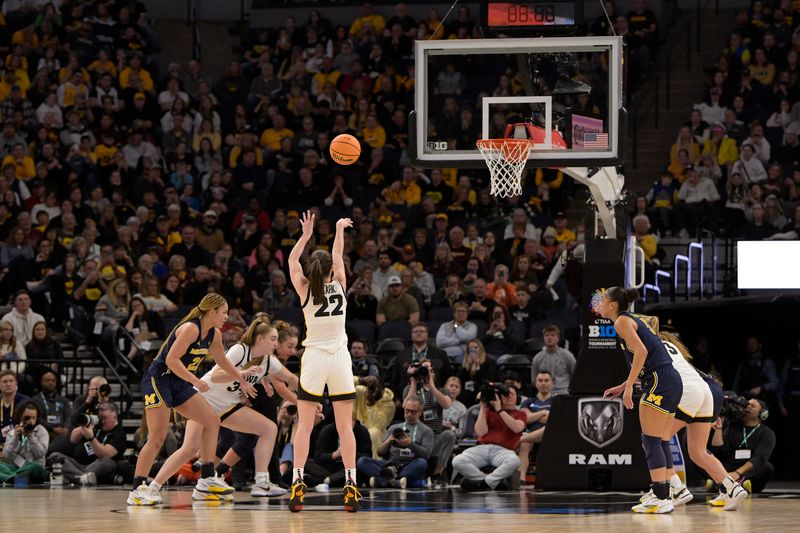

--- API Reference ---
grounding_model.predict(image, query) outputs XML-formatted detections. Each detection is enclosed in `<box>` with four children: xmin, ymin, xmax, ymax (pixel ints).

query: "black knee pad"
<box><xmin>641</xmin><ymin>434</ymin><xmax>666</xmax><ymax>470</ymax></box>
<box><xmin>661</xmin><ymin>440</ymin><xmax>673</xmax><ymax>469</ymax></box>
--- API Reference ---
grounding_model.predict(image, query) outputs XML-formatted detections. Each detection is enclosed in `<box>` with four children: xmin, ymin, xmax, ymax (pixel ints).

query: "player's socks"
<box><xmin>652</xmin><ymin>481</ymin><xmax>669</xmax><ymax>500</ymax></box>
<box><xmin>216</xmin><ymin>462</ymin><xmax>230</xmax><ymax>476</ymax></box>
<box><xmin>133</xmin><ymin>476</ymin><xmax>147</xmax><ymax>489</ymax></box>
<box><xmin>345</xmin><ymin>468</ymin><xmax>357</xmax><ymax>485</ymax></box>
<box><xmin>200</xmin><ymin>462</ymin><xmax>215</xmax><ymax>478</ymax></box>
<box><xmin>721</xmin><ymin>476</ymin><xmax>737</xmax><ymax>492</ymax></box>
<box><xmin>148</xmin><ymin>480</ymin><xmax>162</xmax><ymax>492</ymax></box>
<box><xmin>293</xmin><ymin>467</ymin><xmax>304</xmax><ymax>484</ymax></box>
<box><xmin>255</xmin><ymin>472</ymin><xmax>268</xmax><ymax>485</ymax></box>
<box><xmin>670</xmin><ymin>474</ymin><xmax>683</xmax><ymax>489</ymax></box>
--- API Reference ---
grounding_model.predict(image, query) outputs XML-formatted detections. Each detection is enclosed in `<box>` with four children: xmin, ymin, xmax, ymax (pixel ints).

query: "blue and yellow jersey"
<box><xmin>151</xmin><ymin>318</ymin><xmax>215</xmax><ymax>376</ymax></box>
<box><xmin>618</xmin><ymin>312</ymin><xmax>673</xmax><ymax>376</ymax></box>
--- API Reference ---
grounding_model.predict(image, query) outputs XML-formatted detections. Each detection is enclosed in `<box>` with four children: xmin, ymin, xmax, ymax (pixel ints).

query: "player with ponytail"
<box><xmin>286</xmin><ymin>210</ymin><xmax>361</xmax><ymax>512</ymax></box>
<box><xmin>599</xmin><ymin>287</ymin><xmax>683</xmax><ymax>514</ymax></box>
<box><xmin>128</xmin><ymin>293</ymin><xmax>258</xmax><ymax>506</ymax></box>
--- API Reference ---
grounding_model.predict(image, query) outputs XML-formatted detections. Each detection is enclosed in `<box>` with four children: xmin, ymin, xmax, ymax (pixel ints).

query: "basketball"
<box><xmin>329</xmin><ymin>134</ymin><xmax>361</xmax><ymax>165</ymax></box>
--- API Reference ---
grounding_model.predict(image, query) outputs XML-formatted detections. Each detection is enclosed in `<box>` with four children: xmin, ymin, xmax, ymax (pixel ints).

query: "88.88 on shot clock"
<box><xmin>479</xmin><ymin>0</ymin><xmax>583</xmax><ymax>35</ymax></box>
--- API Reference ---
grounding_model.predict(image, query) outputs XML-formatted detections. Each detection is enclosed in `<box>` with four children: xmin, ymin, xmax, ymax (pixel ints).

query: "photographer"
<box><xmin>357</xmin><ymin>397</ymin><xmax>433</xmax><ymax>488</ymax></box>
<box><xmin>1</xmin><ymin>369</ymin><xmax>29</xmax><ymax>445</ymax></box>
<box><xmin>0</xmin><ymin>401</ymin><xmax>49</xmax><ymax>484</ymax></box>
<box><xmin>392</xmin><ymin>323</ymin><xmax>453</xmax><ymax>397</ymax></box>
<box><xmin>72</xmin><ymin>375</ymin><xmax>112</xmax><ymax>416</ymax></box>
<box><xmin>403</xmin><ymin>359</ymin><xmax>457</xmax><ymax>487</ymax></box>
<box><xmin>711</xmin><ymin>398</ymin><xmax>776</xmax><ymax>494</ymax></box>
<box><xmin>353</xmin><ymin>375</ymin><xmax>395</xmax><ymax>457</ymax></box>
<box><xmin>48</xmin><ymin>402</ymin><xmax>127</xmax><ymax>486</ymax></box>
<box><xmin>313</xmin><ymin>412</ymin><xmax>372</xmax><ymax>488</ymax></box>
<box><xmin>452</xmin><ymin>384</ymin><xmax>527</xmax><ymax>491</ymax></box>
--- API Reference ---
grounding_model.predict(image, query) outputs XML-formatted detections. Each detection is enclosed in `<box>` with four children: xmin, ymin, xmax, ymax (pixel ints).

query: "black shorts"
<box><xmin>220</xmin><ymin>403</ymin><xmax>245</xmax><ymax>422</ymax></box>
<box><xmin>141</xmin><ymin>370</ymin><xmax>196</xmax><ymax>410</ymax></box>
<box><xmin>640</xmin><ymin>364</ymin><xmax>683</xmax><ymax>416</ymax></box>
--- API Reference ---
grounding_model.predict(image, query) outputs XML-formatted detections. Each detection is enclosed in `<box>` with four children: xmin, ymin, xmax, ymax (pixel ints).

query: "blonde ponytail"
<box><xmin>163</xmin><ymin>293</ymin><xmax>228</xmax><ymax>344</ymax></box>
<box><xmin>306</xmin><ymin>249</ymin><xmax>332</xmax><ymax>305</ymax></box>
<box><xmin>660</xmin><ymin>331</ymin><xmax>693</xmax><ymax>362</ymax></box>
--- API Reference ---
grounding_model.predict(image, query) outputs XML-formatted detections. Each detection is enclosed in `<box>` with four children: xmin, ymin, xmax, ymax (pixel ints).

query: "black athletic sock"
<box><xmin>652</xmin><ymin>481</ymin><xmax>669</xmax><ymax>500</ymax></box>
<box><xmin>200</xmin><ymin>462</ymin><xmax>215</xmax><ymax>478</ymax></box>
<box><xmin>133</xmin><ymin>476</ymin><xmax>147</xmax><ymax>489</ymax></box>
<box><xmin>216</xmin><ymin>462</ymin><xmax>230</xmax><ymax>476</ymax></box>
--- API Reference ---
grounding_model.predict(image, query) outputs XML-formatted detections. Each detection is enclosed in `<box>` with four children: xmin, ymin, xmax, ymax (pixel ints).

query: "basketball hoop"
<box><xmin>476</xmin><ymin>138</ymin><xmax>533</xmax><ymax>198</ymax></box>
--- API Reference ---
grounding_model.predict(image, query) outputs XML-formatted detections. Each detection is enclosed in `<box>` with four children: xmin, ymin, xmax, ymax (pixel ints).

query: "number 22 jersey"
<box><xmin>301</xmin><ymin>280</ymin><xmax>348</xmax><ymax>352</ymax></box>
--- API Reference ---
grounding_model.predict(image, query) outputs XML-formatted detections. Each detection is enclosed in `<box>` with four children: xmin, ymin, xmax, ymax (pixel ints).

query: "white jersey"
<box><xmin>301</xmin><ymin>280</ymin><xmax>348</xmax><ymax>352</ymax></box>
<box><xmin>661</xmin><ymin>340</ymin><xmax>704</xmax><ymax>387</ymax></box>
<box><xmin>199</xmin><ymin>343</ymin><xmax>284</xmax><ymax>413</ymax></box>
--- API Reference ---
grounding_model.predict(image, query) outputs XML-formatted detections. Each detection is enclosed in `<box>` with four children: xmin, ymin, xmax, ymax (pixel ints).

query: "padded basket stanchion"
<box><xmin>476</xmin><ymin>138</ymin><xmax>534</xmax><ymax>198</ymax></box>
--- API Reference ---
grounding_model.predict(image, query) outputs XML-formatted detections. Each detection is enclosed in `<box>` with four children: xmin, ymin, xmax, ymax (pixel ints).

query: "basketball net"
<box><xmin>476</xmin><ymin>138</ymin><xmax>533</xmax><ymax>198</ymax></box>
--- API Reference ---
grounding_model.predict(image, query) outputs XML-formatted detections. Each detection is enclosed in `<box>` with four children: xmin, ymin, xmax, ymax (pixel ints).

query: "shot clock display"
<box><xmin>480</xmin><ymin>0</ymin><xmax>581</xmax><ymax>33</ymax></box>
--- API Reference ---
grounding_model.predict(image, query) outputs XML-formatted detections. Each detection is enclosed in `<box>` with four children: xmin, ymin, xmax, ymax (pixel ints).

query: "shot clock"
<box><xmin>480</xmin><ymin>0</ymin><xmax>583</xmax><ymax>34</ymax></box>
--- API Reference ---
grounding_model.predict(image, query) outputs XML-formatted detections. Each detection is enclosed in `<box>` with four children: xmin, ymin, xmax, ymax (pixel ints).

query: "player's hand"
<box><xmin>603</xmin><ymin>383</ymin><xmax>625</xmax><ymax>400</ymax></box>
<box><xmin>243</xmin><ymin>365</ymin><xmax>263</xmax><ymax>377</ymax></box>
<box><xmin>300</xmin><ymin>210</ymin><xmax>315</xmax><ymax>237</ymax></box>
<box><xmin>238</xmin><ymin>378</ymin><xmax>258</xmax><ymax>398</ymax></box>
<box><xmin>336</xmin><ymin>218</ymin><xmax>353</xmax><ymax>231</ymax></box>
<box><xmin>622</xmin><ymin>384</ymin><xmax>634</xmax><ymax>409</ymax></box>
<box><xmin>194</xmin><ymin>380</ymin><xmax>210</xmax><ymax>393</ymax></box>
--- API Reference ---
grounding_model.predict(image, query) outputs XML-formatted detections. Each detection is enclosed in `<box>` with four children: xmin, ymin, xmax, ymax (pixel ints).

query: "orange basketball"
<box><xmin>330</xmin><ymin>134</ymin><xmax>361</xmax><ymax>165</ymax></box>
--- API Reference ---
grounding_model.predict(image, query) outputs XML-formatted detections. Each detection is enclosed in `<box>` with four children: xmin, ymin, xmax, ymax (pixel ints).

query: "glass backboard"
<box><xmin>409</xmin><ymin>36</ymin><xmax>624</xmax><ymax>168</ymax></box>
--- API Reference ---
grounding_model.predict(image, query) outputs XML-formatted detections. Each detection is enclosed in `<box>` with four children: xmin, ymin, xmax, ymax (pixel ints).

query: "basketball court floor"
<box><xmin>3</xmin><ymin>485</ymin><xmax>799</xmax><ymax>532</ymax></box>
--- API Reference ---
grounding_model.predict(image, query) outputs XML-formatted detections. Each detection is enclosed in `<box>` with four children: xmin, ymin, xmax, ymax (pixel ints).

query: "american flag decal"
<box><xmin>584</xmin><ymin>132</ymin><xmax>608</xmax><ymax>149</ymax></box>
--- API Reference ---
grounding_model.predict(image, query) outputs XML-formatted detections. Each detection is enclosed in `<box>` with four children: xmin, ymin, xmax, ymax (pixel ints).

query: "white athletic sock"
<box><xmin>293</xmin><ymin>468</ymin><xmax>304</xmax><ymax>484</ymax></box>
<box><xmin>255</xmin><ymin>472</ymin><xmax>268</xmax><ymax>485</ymax></box>
<box><xmin>721</xmin><ymin>476</ymin><xmax>737</xmax><ymax>492</ymax></box>
<box><xmin>345</xmin><ymin>468</ymin><xmax>356</xmax><ymax>484</ymax></box>
<box><xmin>670</xmin><ymin>474</ymin><xmax>683</xmax><ymax>489</ymax></box>
<box><xmin>148</xmin><ymin>480</ymin><xmax>162</xmax><ymax>492</ymax></box>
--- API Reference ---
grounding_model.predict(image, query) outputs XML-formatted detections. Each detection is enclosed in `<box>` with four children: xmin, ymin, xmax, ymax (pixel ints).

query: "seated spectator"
<box><xmin>677</xmin><ymin>165</ymin><xmax>721</xmax><ymax>237</ymax></box>
<box><xmin>442</xmin><ymin>376</ymin><xmax>468</xmax><ymax>439</ymax></box>
<box><xmin>632</xmin><ymin>214</ymin><xmax>663</xmax><ymax>282</ymax></box>
<box><xmin>731</xmin><ymin>144</ymin><xmax>767</xmax><ymax>184</ymax></box>
<box><xmin>503</xmin><ymin>207</ymin><xmax>541</xmax><ymax>242</ymax></box>
<box><xmin>402</xmin><ymin>359</ymin><xmax>456</xmax><ymax>487</ymax></box>
<box><xmin>1</xmin><ymin>370</ymin><xmax>29</xmax><ymax>445</ymax></box>
<box><xmin>466</xmin><ymin>277</ymin><xmax>497</xmax><ymax>324</ymax></box>
<box><xmin>517</xmin><ymin>370</ymin><xmax>554</xmax><ymax>480</ymax></box>
<box><xmin>48</xmin><ymin>402</ymin><xmax>127</xmax><ymax>485</ymax></box>
<box><xmin>457</xmin><ymin>339</ymin><xmax>498</xmax><ymax>407</ymax></box>
<box><xmin>133</xmin><ymin>274</ymin><xmax>177</xmax><ymax>314</ymax></box>
<box><xmin>452</xmin><ymin>384</ymin><xmax>526</xmax><ymax>491</ymax></box>
<box><xmin>530</xmin><ymin>325</ymin><xmax>576</xmax><ymax>396</ymax></box>
<box><xmin>357</xmin><ymin>397</ymin><xmax>433</xmax><ymax>488</ymax></box>
<box><xmin>121</xmin><ymin>297</ymin><xmax>165</xmax><ymax>367</ymax></box>
<box><xmin>732</xmin><ymin>336</ymin><xmax>779</xmax><ymax>401</ymax></box>
<box><xmin>667</xmin><ymin>148</ymin><xmax>690</xmax><ymax>183</ymax></box>
<box><xmin>486</xmin><ymin>264</ymin><xmax>517</xmax><ymax>308</ymax></box>
<box><xmin>262</xmin><ymin>270</ymin><xmax>299</xmax><ymax>315</ymax></box>
<box><xmin>671</xmin><ymin>126</ymin><xmax>701</xmax><ymax>165</ymax></box>
<box><xmin>436</xmin><ymin>302</ymin><xmax>477</xmax><ymax>363</ymax></box>
<box><xmin>695</xmin><ymin>88</ymin><xmax>727</xmax><ymax>125</ymax></box>
<box><xmin>24</xmin><ymin>322</ymin><xmax>63</xmax><ymax>380</ymax></box>
<box><xmin>350</xmin><ymin>339</ymin><xmax>380</xmax><ymax>378</ymax></box>
<box><xmin>2</xmin><ymin>290</ymin><xmax>45</xmax><ymax>345</ymax></box>
<box><xmin>0</xmin><ymin>401</ymin><xmax>48</xmax><ymax>484</ymax></box>
<box><xmin>0</xmin><ymin>320</ymin><xmax>26</xmax><ymax>374</ymax></box>
<box><xmin>94</xmin><ymin>279</ymin><xmax>131</xmax><ymax>329</ymax></box>
<box><xmin>711</xmin><ymin>399</ymin><xmax>775</xmax><ymax>494</ymax></box>
<box><xmin>742</xmin><ymin>123</ymin><xmax>771</xmax><ymax>165</ymax></box>
<box><xmin>346</xmin><ymin>277</ymin><xmax>378</xmax><ymax>321</ymax></box>
<box><xmin>430</xmin><ymin>273</ymin><xmax>466</xmax><ymax>309</ymax></box>
<box><xmin>701</xmin><ymin>123</ymin><xmax>739</xmax><ymax>174</ymax></box>
<box><xmin>741</xmin><ymin>201</ymin><xmax>777</xmax><ymax>240</ymax></box>
<box><xmin>353</xmin><ymin>375</ymin><xmax>395</xmax><ymax>458</ymax></box>
<box><xmin>313</xmin><ymin>414</ymin><xmax>372</xmax><ymax>488</ymax></box>
<box><xmin>376</xmin><ymin>275</ymin><xmax>419</xmax><ymax>326</ymax></box>
<box><xmin>480</xmin><ymin>306</ymin><xmax>524</xmax><ymax>357</ymax></box>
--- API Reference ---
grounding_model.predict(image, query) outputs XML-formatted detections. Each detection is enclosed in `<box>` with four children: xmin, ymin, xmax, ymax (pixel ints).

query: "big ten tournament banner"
<box><xmin>570</xmin><ymin>240</ymin><xmax>630</xmax><ymax>395</ymax></box>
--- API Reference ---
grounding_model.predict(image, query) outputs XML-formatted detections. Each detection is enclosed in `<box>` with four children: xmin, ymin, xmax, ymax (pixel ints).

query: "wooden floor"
<box><xmin>2</xmin><ymin>486</ymin><xmax>799</xmax><ymax>532</ymax></box>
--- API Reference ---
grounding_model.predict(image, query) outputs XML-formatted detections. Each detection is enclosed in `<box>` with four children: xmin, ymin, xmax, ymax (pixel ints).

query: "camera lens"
<box><xmin>286</xmin><ymin>404</ymin><xmax>298</xmax><ymax>416</ymax></box>
<box><xmin>99</xmin><ymin>384</ymin><xmax>111</xmax><ymax>395</ymax></box>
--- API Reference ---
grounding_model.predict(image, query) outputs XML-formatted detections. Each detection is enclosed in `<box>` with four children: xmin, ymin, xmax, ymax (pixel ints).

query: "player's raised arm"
<box><xmin>332</xmin><ymin>218</ymin><xmax>352</xmax><ymax>290</ymax></box>
<box><xmin>288</xmin><ymin>210</ymin><xmax>315</xmax><ymax>297</ymax></box>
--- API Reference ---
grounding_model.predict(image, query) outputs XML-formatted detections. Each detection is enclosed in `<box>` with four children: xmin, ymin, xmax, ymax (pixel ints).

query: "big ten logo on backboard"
<box><xmin>588</xmin><ymin>288</ymin><xmax>617</xmax><ymax>348</ymax></box>
<box><xmin>427</xmin><ymin>141</ymin><xmax>448</xmax><ymax>151</ymax></box>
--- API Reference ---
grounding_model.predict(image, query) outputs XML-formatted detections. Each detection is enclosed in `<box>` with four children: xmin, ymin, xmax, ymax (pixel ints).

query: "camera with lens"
<box><xmin>74</xmin><ymin>413</ymin><xmax>100</xmax><ymax>427</ymax></box>
<box><xmin>480</xmin><ymin>382</ymin><xmax>510</xmax><ymax>409</ymax></box>
<box><xmin>408</xmin><ymin>361</ymin><xmax>429</xmax><ymax>383</ymax></box>
<box><xmin>286</xmin><ymin>404</ymin><xmax>298</xmax><ymax>416</ymax></box>
<box><xmin>392</xmin><ymin>427</ymin><xmax>409</xmax><ymax>440</ymax></box>
<box><xmin>23</xmin><ymin>423</ymin><xmax>35</xmax><ymax>433</ymax></box>
<box><xmin>99</xmin><ymin>384</ymin><xmax>111</xmax><ymax>396</ymax></box>
<box><xmin>721</xmin><ymin>391</ymin><xmax>749</xmax><ymax>419</ymax></box>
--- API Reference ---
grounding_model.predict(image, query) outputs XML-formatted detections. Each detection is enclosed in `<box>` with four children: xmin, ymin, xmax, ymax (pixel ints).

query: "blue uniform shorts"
<box><xmin>141</xmin><ymin>368</ymin><xmax>197</xmax><ymax>409</ymax></box>
<box><xmin>640</xmin><ymin>364</ymin><xmax>683</xmax><ymax>415</ymax></box>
